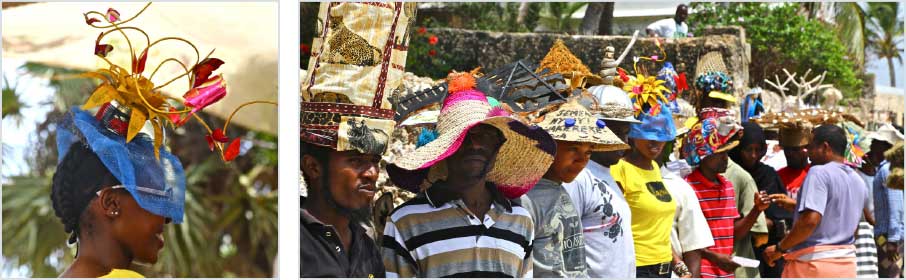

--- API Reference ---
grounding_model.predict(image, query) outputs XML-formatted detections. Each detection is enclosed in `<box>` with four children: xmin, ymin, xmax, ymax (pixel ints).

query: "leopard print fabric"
<box><xmin>324</xmin><ymin>15</ymin><xmax>383</xmax><ymax>66</ymax></box>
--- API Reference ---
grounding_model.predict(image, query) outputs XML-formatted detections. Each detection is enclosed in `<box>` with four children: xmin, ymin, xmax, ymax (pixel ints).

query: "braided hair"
<box><xmin>51</xmin><ymin>142</ymin><xmax>121</xmax><ymax>245</ymax></box>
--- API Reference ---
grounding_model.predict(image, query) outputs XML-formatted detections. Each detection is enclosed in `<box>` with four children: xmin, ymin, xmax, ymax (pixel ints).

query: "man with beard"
<box><xmin>383</xmin><ymin>72</ymin><xmax>557</xmax><ymax>277</ymax></box>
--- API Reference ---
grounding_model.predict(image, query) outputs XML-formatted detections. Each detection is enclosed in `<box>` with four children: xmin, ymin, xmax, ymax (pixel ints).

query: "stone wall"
<box><xmin>429</xmin><ymin>26</ymin><xmax>752</xmax><ymax>98</ymax></box>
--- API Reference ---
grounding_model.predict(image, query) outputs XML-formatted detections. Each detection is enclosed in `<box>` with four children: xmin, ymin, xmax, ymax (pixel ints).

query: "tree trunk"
<box><xmin>598</xmin><ymin>2</ymin><xmax>614</xmax><ymax>35</ymax></box>
<box><xmin>887</xmin><ymin>56</ymin><xmax>897</xmax><ymax>87</ymax></box>
<box><xmin>580</xmin><ymin>2</ymin><xmax>605</xmax><ymax>35</ymax></box>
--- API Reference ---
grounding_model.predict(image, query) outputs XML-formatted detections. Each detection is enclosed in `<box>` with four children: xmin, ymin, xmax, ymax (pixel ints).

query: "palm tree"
<box><xmin>538</xmin><ymin>2</ymin><xmax>588</xmax><ymax>34</ymax></box>
<box><xmin>832</xmin><ymin>3</ymin><xmax>867</xmax><ymax>71</ymax></box>
<box><xmin>1</xmin><ymin>76</ymin><xmax>26</xmax><ymax>126</ymax></box>
<box><xmin>866</xmin><ymin>2</ymin><xmax>904</xmax><ymax>87</ymax></box>
<box><xmin>579</xmin><ymin>2</ymin><xmax>614</xmax><ymax>36</ymax></box>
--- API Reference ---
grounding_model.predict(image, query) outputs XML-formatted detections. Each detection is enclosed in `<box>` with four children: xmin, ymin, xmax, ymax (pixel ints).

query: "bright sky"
<box><xmin>1</xmin><ymin>59</ymin><xmax>57</xmax><ymax>180</ymax></box>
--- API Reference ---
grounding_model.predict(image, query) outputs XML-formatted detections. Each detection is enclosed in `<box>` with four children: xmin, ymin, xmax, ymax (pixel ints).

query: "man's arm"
<box><xmin>682</xmin><ymin>249</ymin><xmax>703</xmax><ymax>278</ymax></box>
<box><xmin>701</xmin><ymin>248</ymin><xmax>741</xmax><ymax>272</ymax></box>
<box><xmin>764</xmin><ymin>210</ymin><xmax>823</xmax><ymax>266</ymax></box>
<box><xmin>735</xmin><ymin>192</ymin><xmax>770</xmax><ymax>242</ymax></box>
<box><xmin>864</xmin><ymin>207</ymin><xmax>876</xmax><ymax>226</ymax></box>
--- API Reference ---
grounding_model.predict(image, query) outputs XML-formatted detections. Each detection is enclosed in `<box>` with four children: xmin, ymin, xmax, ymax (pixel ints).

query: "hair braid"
<box><xmin>51</xmin><ymin>142</ymin><xmax>121</xmax><ymax>244</ymax></box>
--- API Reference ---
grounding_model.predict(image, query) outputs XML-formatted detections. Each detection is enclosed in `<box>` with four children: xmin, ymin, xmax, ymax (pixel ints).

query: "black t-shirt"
<box><xmin>301</xmin><ymin>210</ymin><xmax>385</xmax><ymax>278</ymax></box>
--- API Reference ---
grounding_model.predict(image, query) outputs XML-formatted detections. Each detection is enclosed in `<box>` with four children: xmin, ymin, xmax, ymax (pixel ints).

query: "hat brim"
<box><xmin>714</xmin><ymin>140</ymin><xmax>740</xmax><ymax>154</ymax></box>
<box><xmin>600</xmin><ymin>116</ymin><xmax>642</xmax><ymax>124</ymax></box>
<box><xmin>708</xmin><ymin>91</ymin><xmax>738</xmax><ymax>103</ymax></box>
<box><xmin>388</xmin><ymin>116</ymin><xmax>556</xmax><ymax>199</ymax></box>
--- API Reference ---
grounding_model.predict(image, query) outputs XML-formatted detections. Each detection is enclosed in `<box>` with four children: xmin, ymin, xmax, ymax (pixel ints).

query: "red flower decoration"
<box><xmin>168</xmin><ymin>107</ymin><xmax>182</xmax><ymax>124</ymax></box>
<box><xmin>428</xmin><ymin>35</ymin><xmax>438</xmax><ymax>45</ymax></box>
<box><xmin>223</xmin><ymin>138</ymin><xmax>242</xmax><ymax>161</ymax></box>
<box><xmin>618</xmin><ymin>68</ymin><xmax>629</xmax><ymax>83</ymax></box>
<box><xmin>106</xmin><ymin>8</ymin><xmax>120</xmax><ymax>22</ymax></box>
<box><xmin>676</xmin><ymin>72</ymin><xmax>689</xmax><ymax>92</ymax></box>
<box><xmin>86</xmin><ymin>17</ymin><xmax>101</xmax><ymax>25</ymax></box>
<box><xmin>205</xmin><ymin>134</ymin><xmax>215</xmax><ymax>151</ymax></box>
<box><xmin>428</xmin><ymin>49</ymin><xmax>437</xmax><ymax>56</ymax></box>
<box><xmin>192</xmin><ymin>58</ymin><xmax>225</xmax><ymax>87</ymax></box>
<box><xmin>300</xmin><ymin>43</ymin><xmax>311</xmax><ymax>56</ymax></box>
<box><xmin>94</xmin><ymin>32</ymin><xmax>113</xmax><ymax>57</ymax></box>
<box><xmin>183</xmin><ymin>75</ymin><xmax>227</xmax><ymax>115</ymax></box>
<box><xmin>133</xmin><ymin>48</ymin><xmax>148</xmax><ymax>74</ymax></box>
<box><xmin>418</xmin><ymin>27</ymin><xmax>427</xmax><ymax>34</ymax></box>
<box><xmin>211</xmin><ymin>128</ymin><xmax>230</xmax><ymax>143</ymax></box>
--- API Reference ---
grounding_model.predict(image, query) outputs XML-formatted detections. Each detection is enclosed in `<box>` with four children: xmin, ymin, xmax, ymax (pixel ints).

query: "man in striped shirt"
<box><xmin>381</xmin><ymin>124</ymin><xmax>535</xmax><ymax>278</ymax></box>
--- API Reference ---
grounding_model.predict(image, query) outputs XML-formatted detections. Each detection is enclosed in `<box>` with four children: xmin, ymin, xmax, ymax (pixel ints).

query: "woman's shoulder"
<box><xmin>99</xmin><ymin>269</ymin><xmax>145</xmax><ymax>278</ymax></box>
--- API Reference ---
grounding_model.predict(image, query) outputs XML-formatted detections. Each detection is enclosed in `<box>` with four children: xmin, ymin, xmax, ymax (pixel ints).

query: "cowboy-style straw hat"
<box><xmin>869</xmin><ymin>123</ymin><xmax>905</xmax><ymax>146</ymax></box>
<box><xmin>535</xmin><ymin>98</ymin><xmax>629</xmax><ymax>151</ymax></box>
<box><xmin>386</xmin><ymin>72</ymin><xmax>557</xmax><ymax>199</ymax></box>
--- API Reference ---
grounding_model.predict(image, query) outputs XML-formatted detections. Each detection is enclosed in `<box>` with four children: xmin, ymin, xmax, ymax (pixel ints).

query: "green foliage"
<box><xmin>426</xmin><ymin>3</ymin><xmax>539</xmax><ymax>33</ymax></box>
<box><xmin>866</xmin><ymin>2</ymin><xmax>904</xmax><ymax>86</ymax></box>
<box><xmin>405</xmin><ymin>23</ymin><xmax>454</xmax><ymax>79</ymax></box>
<box><xmin>538</xmin><ymin>2</ymin><xmax>587</xmax><ymax>34</ymax></box>
<box><xmin>690</xmin><ymin>3</ymin><xmax>864</xmax><ymax>99</ymax></box>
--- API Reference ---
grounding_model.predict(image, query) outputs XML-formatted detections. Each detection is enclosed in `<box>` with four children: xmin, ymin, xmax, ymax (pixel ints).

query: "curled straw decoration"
<box><xmin>81</xmin><ymin>2</ymin><xmax>276</xmax><ymax>161</ymax></box>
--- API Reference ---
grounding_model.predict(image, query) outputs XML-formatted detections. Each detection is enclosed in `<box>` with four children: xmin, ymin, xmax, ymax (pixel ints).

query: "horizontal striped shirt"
<box><xmin>381</xmin><ymin>182</ymin><xmax>534</xmax><ymax>278</ymax></box>
<box><xmin>686</xmin><ymin>169</ymin><xmax>739</xmax><ymax>278</ymax></box>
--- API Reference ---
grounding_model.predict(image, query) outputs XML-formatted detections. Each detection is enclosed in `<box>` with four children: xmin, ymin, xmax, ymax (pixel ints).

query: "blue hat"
<box><xmin>628</xmin><ymin>103</ymin><xmax>677</xmax><ymax>142</ymax></box>
<box><xmin>57</xmin><ymin>107</ymin><xmax>186</xmax><ymax>224</ymax></box>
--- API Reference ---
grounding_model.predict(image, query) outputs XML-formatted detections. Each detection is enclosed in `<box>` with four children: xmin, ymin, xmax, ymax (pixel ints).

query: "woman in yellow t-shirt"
<box><xmin>610</xmin><ymin>72</ymin><xmax>679</xmax><ymax>278</ymax></box>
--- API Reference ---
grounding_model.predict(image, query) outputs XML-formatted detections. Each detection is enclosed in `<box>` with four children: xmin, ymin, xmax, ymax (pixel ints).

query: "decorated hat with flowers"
<box><xmin>682</xmin><ymin>108</ymin><xmax>743</xmax><ymax>166</ymax></box>
<box><xmin>622</xmin><ymin>71</ymin><xmax>677</xmax><ymax>142</ymax></box>
<box><xmin>694</xmin><ymin>51</ymin><xmax>736</xmax><ymax>105</ymax></box>
<box><xmin>56</xmin><ymin>3</ymin><xmax>275</xmax><ymax>225</ymax></box>
<box><xmin>301</xmin><ymin>2</ymin><xmax>417</xmax><ymax>155</ymax></box>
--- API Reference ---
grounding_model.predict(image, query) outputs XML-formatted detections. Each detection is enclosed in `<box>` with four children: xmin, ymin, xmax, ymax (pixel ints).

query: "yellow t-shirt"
<box><xmin>611</xmin><ymin>159</ymin><xmax>676</xmax><ymax>266</ymax></box>
<box><xmin>99</xmin><ymin>269</ymin><xmax>145</xmax><ymax>278</ymax></box>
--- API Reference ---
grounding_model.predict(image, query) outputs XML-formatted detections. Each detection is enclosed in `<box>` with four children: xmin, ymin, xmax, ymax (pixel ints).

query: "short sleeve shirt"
<box><xmin>564</xmin><ymin>161</ymin><xmax>636</xmax><ymax>278</ymax></box>
<box><xmin>611</xmin><ymin>159</ymin><xmax>676</xmax><ymax>266</ymax></box>
<box><xmin>662</xmin><ymin>165</ymin><xmax>715</xmax><ymax>255</ymax></box>
<box><xmin>792</xmin><ymin>161</ymin><xmax>868</xmax><ymax>251</ymax></box>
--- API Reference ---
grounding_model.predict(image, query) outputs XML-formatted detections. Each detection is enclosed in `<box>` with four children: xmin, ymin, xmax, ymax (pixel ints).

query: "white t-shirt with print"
<box><xmin>564</xmin><ymin>161</ymin><xmax>636</xmax><ymax>278</ymax></box>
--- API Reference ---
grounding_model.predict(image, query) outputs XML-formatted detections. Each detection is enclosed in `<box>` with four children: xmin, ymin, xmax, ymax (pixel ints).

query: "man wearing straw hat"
<box><xmin>870</xmin><ymin>124</ymin><xmax>905</xmax><ymax>278</ymax></box>
<box><xmin>682</xmin><ymin>114</ymin><xmax>771</xmax><ymax>278</ymax></box>
<box><xmin>383</xmin><ymin>72</ymin><xmax>557</xmax><ymax>278</ymax></box>
<box><xmin>300</xmin><ymin>2</ymin><xmax>415</xmax><ymax>277</ymax></box>
<box><xmin>774</xmin><ymin>119</ymin><xmax>814</xmax><ymax>202</ymax></box>
<box><xmin>562</xmin><ymin>84</ymin><xmax>643</xmax><ymax>278</ymax></box>
<box><xmin>764</xmin><ymin>124</ymin><xmax>868</xmax><ymax>278</ymax></box>
<box><xmin>523</xmin><ymin>97</ymin><xmax>629</xmax><ymax>278</ymax></box>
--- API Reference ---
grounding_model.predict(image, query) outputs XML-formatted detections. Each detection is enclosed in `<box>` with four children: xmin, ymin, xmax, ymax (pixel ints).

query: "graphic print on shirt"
<box><xmin>559</xmin><ymin>193</ymin><xmax>585</xmax><ymax>272</ymax></box>
<box><xmin>590</xmin><ymin>178</ymin><xmax>624</xmax><ymax>242</ymax></box>
<box><xmin>646</xmin><ymin>181</ymin><xmax>673</xmax><ymax>202</ymax></box>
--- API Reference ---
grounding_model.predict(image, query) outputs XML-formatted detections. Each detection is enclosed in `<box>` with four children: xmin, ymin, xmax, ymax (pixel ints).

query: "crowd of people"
<box><xmin>301</xmin><ymin>2</ymin><xmax>904</xmax><ymax>278</ymax></box>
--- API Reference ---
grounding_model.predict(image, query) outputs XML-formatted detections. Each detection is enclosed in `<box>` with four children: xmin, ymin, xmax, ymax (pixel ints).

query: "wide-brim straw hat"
<box><xmin>587</xmin><ymin>85</ymin><xmax>642</xmax><ymax>124</ymax></box>
<box><xmin>387</xmin><ymin>73</ymin><xmax>557</xmax><ymax>199</ymax></box>
<box><xmin>536</xmin><ymin>98</ymin><xmax>629</xmax><ymax>152</ymax></box>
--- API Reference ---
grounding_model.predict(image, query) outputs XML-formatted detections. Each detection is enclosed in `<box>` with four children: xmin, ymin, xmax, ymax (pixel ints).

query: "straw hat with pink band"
<box><xmin>387</xmin><ymin>72</ymin><xmax>557</xmax><ymax>199</ymax></box>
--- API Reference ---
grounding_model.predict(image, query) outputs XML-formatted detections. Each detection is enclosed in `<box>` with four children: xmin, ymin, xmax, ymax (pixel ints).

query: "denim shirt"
<box><xmin>874</xmin><ymin>161</ymin><xmax>904</xmax><ymax>242</ymax></box>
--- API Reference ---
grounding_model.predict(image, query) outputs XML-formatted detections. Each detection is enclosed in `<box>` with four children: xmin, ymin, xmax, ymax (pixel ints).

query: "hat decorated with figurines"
<box><xmin>619</xmin><ymin>42</ymin><xmax>677</xmax><ymax>142</ymax></box>
<box><xmin>301</xmin><ymin>2</ymin><xmax>417</xmax><ymax>155</ymax></box>
<box><xmin>56</xmin><ymin>3</ymin><xmax>275</xmax><ymax>231</ymax></box>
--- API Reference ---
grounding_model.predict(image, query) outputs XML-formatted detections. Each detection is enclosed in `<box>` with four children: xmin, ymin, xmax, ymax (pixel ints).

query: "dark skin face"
<box><xmin>869</xmin><ymin>139</ymin><xmax>893</xmax><ymax>166</ymax></box>
<box><xmin>623</xmin><ymin>138</ymin><xmax>666</xmax><ymax>170</ymax></box>
<box><xmin>806</xmin><ymin>139</ymin><xmax>835</xmax><ymax>166</ymax></box>
<box><xmin>738</xmin><ymin>142</ymin><xmax>766</xmax><ymax>170</ymax></box>
<box><xmin>700</xmin><ymin>151</ymin><xmax>730</xmax><ymax>182</ymax></box>
<box><xmin>783</xmin><ymin>145</ymin><xmax>809</xmax><ymax>169</ymax></box>
<box><xmin>302</xmin><ymin>149</ymin><xmax>380</xmax><ymax>211</ymax></box>
<box><xmin>675</xmin><ymin>5</ymin><xmax>689</xmax><ymax>23</ymax></box>
<box><xmin>591</xmin><ymin>121</ymin><xmax>631</xmax><ymax>167</ymax></box>
<box><xmin>62</xmin><ymin>188</ymin><xmax>168</xmax><ymax>277</ymax></box>
<box><xmin>445</xmin><ymin>124</ymin><xmax>504</xmax><ymax>184</ymax></box>
<box><xmin>545</xmin><ymin>140</ymin><xmax>594</xmax><ymax>183</ymax></box>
